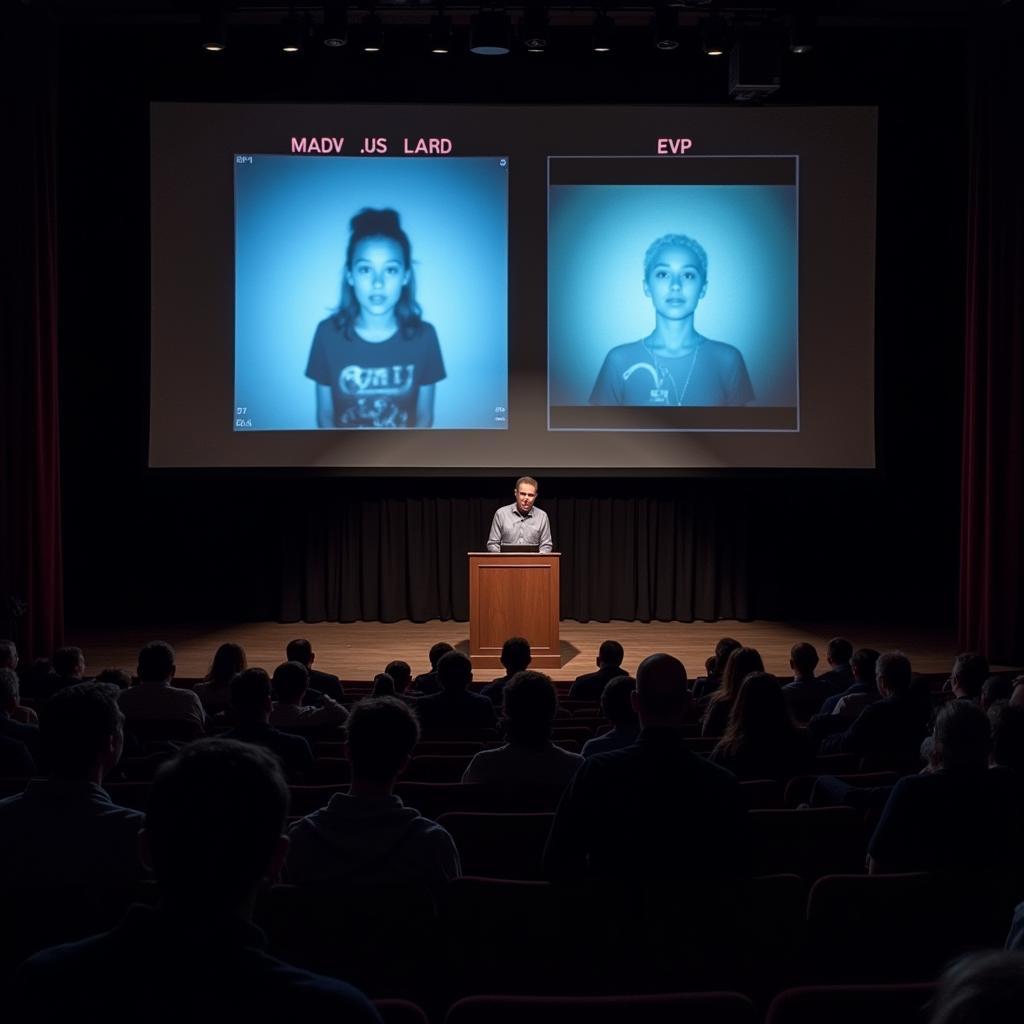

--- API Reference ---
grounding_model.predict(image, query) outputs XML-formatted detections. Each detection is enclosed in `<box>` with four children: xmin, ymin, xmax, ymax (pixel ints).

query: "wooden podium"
<box><xmin>468</xmin><ymin>552</ymin><xmax>561</xmax><ymax>670</ymax></box>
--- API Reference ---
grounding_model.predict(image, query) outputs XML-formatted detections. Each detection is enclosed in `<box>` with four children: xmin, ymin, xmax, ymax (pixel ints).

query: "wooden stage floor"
<box><xmin>68</xmin><ymin>619</ymin><xmax>969</xmax><ymax>683</ymax></box>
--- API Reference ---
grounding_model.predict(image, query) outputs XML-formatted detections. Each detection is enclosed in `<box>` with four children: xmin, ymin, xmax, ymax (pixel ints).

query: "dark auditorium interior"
<box><xmin>3</xmin><ymin>1</ymin><xmax>1024</xmax><ymax>1021</ymax></box>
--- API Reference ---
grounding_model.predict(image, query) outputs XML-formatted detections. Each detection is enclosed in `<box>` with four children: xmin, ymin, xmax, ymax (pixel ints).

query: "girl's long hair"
<box><xmin>715</xmin><ymin>671</ymin><xmax>799</xmax><ymax>758</ymax></box>
<box><xmin>707</xmin><ymin>646</ymin><xmax>764</xmax><ymax>708</ymax></box>
<box><xmin>335</xmin><ymin>207</ymin><xmax>422</xmax><ymax>338</ymax></box>
<box><xmin>204</xmin><ymin>642</ymin><xmax>247</xmax><ymax>687</ymax></box>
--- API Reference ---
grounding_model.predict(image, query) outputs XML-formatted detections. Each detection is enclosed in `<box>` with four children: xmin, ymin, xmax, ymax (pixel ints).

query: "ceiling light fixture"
<box><xmin>470</xmin><ymin>8</ymin><xmax>512</xmax><ymax>55</ymax></box>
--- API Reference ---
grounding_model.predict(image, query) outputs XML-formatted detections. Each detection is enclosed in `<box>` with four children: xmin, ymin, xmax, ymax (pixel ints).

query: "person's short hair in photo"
<box><xmin>933</xmin><ymin>699</ymin><xmax>991</xmax><ymax>771</ymax></box>
<box><xmin>137</xmin><ymin>641</ymin><xmax>176</xmax><ymax>683</ymax></box>
<box><xmin>789</xmin><ymin>642</ymin><xmax>819</xmax><ymax>677</ymax></box>
<box><xmin>40</xmin><ymin>682</ymin><xmax>123</xmax><ymax>778</ymax></box>
<box><xmin>384</xmin><ymin>660</ymin><xmax>412</xmax><ymax>693</ymax></box>
<box><xmin>952</xmin><ymin>652</ymin><xmax>990</xmax><ymax>700</ymax></box>
<box><xmin>428</xmin><ymin>642</ymin><xmax>454</xmax><ymax>670</ymax></box>
<box><xmin>94</xmin><ymin>668</ymin><xmax>133</xmax><ymax>690</ymax></box>
<box><xmin>634</xmin><ymin>653</ymin><xmax>689</xmax><ymax>721</ymax></box>
<box><xmin>876</xmin><ymin>650</ymin><xmax>913</xmax><ymax>696</ymax></box>
<box><xmin>272</xmin><ymin>661</ymin><xmax>310</xmax><ymax>703</ymax></box>
<box><xmin>500</xmin><ymin>637</ymin><xmax>532</xmax><ymax>674</ymax></box>
<box><xmin>502</xmin><ymin>670</ymin><xmax>558</xmax><ymax>745</ymax></box>
<box><xmin>231</xmin><ymin>667</ymin><xmax>273</xmax><ymax>721</ymax></box>
<box><xmin>371</xmin><ymin>672</ymin><xmax>396</xmax><ymax>697</ymax></box>
<box><xmin>0</xmin><ymin>639</ymin><xmax>17</xmax><ymax>669</ymax></box>
<box><xmin>0</xmin><ymin>667</ymin><xmax>21</xmax><ymax>705</ymax></box>
<box><xmin>598</xmin><ymin>639</ymin><xmax>624</xmax><ymax>669</ymax></box>
<box><xmin>346</xmin><ymin>696</ymin><xmax>421</xmax><ymax>783</ymax></box>
<box><xmin>982</xmin><ymin>674</ymin><xmax>1014</xmax><ymax>711</ymax></box>
<box><xmin>52</xmin><ymin>646</ymin><xmax>85</xmax><ymax>678</ymax></box>
<box><xmin>851</xmin><ymin>647</ymin><xmax>881</xmax><ymax>683</ymax></box>
<box><xmin>600</xmin><ymin>674</ymin><xmax>639</xmax><ymax>728</ymax></box>
<box><xmin>826</xmin><ymin>637</ymin><xmax>854</xmax><ymax>665</ymax></box>
<box><xmin>437</xmin><ymin>650</ymin><xmax>473</xmax><ymax>692</ymax></box>
<box><xmin>515</xmin><ymin>475</ymin><xmax>538</xmax><ymax>494</ymax></box>
<box><xmin>285</xmin><ymin>638</ymin><xmax>314</xmax><ymax>666</ymax></box>
<box><xmin>929</xmin><ymin>951</ymin><xmax>1024</xmax><ymax>1024</ymax></box>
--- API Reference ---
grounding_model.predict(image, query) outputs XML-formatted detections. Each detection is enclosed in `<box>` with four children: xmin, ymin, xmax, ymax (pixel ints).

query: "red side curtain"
<box><xmin>958</xmin><ymin>12</ymin><xmax>1024</xmax><ymax>663</ymax></box>
<box><xmin>0</xmin><ymin>9</ymin><xmax>63</xmax><ymax>659</ymax></box>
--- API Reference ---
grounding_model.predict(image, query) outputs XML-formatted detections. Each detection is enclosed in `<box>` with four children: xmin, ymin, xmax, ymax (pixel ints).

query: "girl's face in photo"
<box><xmin>643</xmin><ymin>243</ymin><xmax>707</xmax><ymax>320</ymax></box>
<box><xmin>347</xmin><ymin>235</ymin><xmax>410</xmax><ymax>319</ymax></box>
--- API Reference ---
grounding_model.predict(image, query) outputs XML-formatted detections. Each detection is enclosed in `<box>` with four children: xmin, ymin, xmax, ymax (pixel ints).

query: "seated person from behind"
<box><xmin>701</xmin><ymin>646</ymin><xmax>765</xmax><ymax>737</ymax></box>
<box><xmin>544</xmin><ymin>653</ymin><xmax>751</xmax><ymax>880</ymax></box>
<box><xmin>815</xmin><ymin>637</ymin><xmax>856</xmax><ymax>697</ymax></box>
<box><xmin>463</xmin><ymin>670</ymin><xmax>582</xmax><ymax>788</ymax></box>
<box><xmin>13</xmin><ymin>739</ymin><xmax>381</xmax><ymax>1022</ymax></box>
<box><xmin>287</xmin><ymin>697</ymin><xmax>460</xmax><ymax>895</ymax></box>
<box><xmin>370</xmin><ymin>672</ymin><xmax>396</xmax><ymax>697</ymax></box>
<box><xmin>117</xmin><ymin>641</ymin><xmax>205</xmax><ymax>733</ymax></box>
<box><xmin>782</xmin><ymin>641</ymin><xmax>833</xmax><ymax>721</ymax></box>
<box><xmin>0</xmin><ymin>666</ymin><xmax>40</xmax><ymax>755</ymax></box>
<box><xmin>948</xmin><ymin>651</ymin><xmax>990</xmax><ymax>704</ymax></box>
<box><xmin>693</xmin><ymin>637</ymin><xmax>742</xmax><ymax>702</ymax></box>
<box><xmin>0</xmin><ymin>640</ymin><xmax>38</xmax><ymax>724</ymax></box>
<box><xmin>868</xmin><ymin>700</ymin><xmax>1024</xmax><ymax>875</ymax></box>
<box><xmin>581</xmin><ymin>674</ymin><xmax>639</xmax><ymax>758</ymax></box>
<box><xmin>286</xmin><ymin>638</ymin><xmax>345</xmax><ymax>702</ymax></box>
<box><xmin>589</xmin><ymin>234</ymin><xmax>754</xmax><ymax>408</ymax></box>
<box><xmin>384</xmin><ymin>660</ymin><xmax>413</xmax><ymax>696</ymax></box>
<box><xmin>269</xmin><ymin>660</ymin><xmax>348</xmax><ymax>730</ymax></box>
<box><xmin>710</xmin><ymin>671</ymin><xmax>815</xmax><ymax>782</ymax></box>
<box><xmin>817</xmin><ymin>647</ymin><xmax>881</xmax><ymax>717</ymax></box>
<box><xmin>410</xmin><ymin>641</ymin><xmax>454</xmax><ymax>696</ymax></box>
<box><xmin>0</xmin><ymin>682</ymin><xmax>143</xmax><ymax>886</ymax></box>
<box><xmin>193</xmin><ymin>642</ymin><xmax>247</xmax><ymax>715</ymax></box>
<box><xmin>982</xmin><ymin>674</ymin><xmax>1014</xmax><ymax>712</ymax></box>
<box><xmin>568</xmin><ymin>640</ymin><xmax>626</xmax><ymax>702</ymax></box>
<box><xmin>33</xmin><ymin>645</ymin><xmax>87</xmax><ymax>702</ymax></box>
<box><xmin>224</xmin><ymin>668</ymin><xmax>314</xmax><ymax>784</ymax></box>
<box><xmin>481</xmin><ymin>636</ymin><xmax>532</xmax><ymax>707</ymax></box>
<box><xmin>414</xmin><ymin>651</ymin><xmax>496</xmax><ymax>734</ymax></box>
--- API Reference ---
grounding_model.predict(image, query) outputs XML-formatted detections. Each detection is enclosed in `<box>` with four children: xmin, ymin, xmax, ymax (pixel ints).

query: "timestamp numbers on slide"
<box><xmin>235</xmin><ymin>406</ymin><xmax>253</xmax><ymax>429</ymax></box>
<box><xmin>494</xmin><ymin>405</ymin><xmax>506</xmax><ymax>425</ymax></box>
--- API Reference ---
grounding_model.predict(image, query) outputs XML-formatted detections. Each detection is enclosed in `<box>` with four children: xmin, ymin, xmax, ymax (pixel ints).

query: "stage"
<box><xmin>67</xmin><ymin>619</ymin><xmax>969</xmax><ymax>684</ymax></box>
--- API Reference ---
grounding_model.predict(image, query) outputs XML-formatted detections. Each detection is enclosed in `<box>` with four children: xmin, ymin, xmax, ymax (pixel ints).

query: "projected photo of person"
<box><xmin>306</xmin><ymin>208</ymin><xmax>445</xmax><ymax>429</ymax></box>
<box><xmin>589</xmin><ymin>234</ymin><xmax>754</xmax><ymax>407</ymax></box>
<box><xmin>547</xmin><ymin>175</ymin><xmax>798</xmax><ymax>431</ymax></box>
<box><xmin>233</xmin><ymin>155</ymin><xmax>508</xmax><ymax>431</ymax></box>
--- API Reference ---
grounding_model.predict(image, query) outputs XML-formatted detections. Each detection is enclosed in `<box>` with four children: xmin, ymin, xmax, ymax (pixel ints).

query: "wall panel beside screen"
<box><xmin>150</xmin><ymin>103</ymin><xmax>876</xmax><ymax>472</ymax></box>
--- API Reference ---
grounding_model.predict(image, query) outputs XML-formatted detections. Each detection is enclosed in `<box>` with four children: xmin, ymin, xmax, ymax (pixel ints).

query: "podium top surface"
<box><xmin>467</xmin><ymin>551</ymin><xmax>560</xmax><ymax>556</ymax></box>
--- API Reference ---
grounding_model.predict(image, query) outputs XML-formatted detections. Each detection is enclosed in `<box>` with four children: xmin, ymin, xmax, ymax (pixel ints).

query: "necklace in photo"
<box><xmin>643</xmin><ymin>339</ymin><xmax>700</xmax><ymax>406</ymax></box>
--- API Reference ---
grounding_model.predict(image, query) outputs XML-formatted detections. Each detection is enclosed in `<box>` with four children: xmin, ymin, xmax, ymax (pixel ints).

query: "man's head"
<box><xmin>230</xmin><ymin>667</ymin><xmax>273</xmax><ymax>724</ymax></box>
<box><xmin>597</xmin><ymin>639</ymin><xmax>624</xmax><ymax>670</ymax></box>
<box><xmin>851</xmin><ymin>648</ymin><xmax>881</xmax><ymax>685</ymax></box>
<box><xmin>384</xmin><ymin>660</ymin><xmax>412</xmax><ymax>693</ymax></box>
<box><xmin>513</xmin><ymin>476</ymin><xmax>539</xmax><ymax>515</ymax></box>
<box><xmin>95</xmin><ymin>668</ymin><xmax>133</xmax><ymax>690</ymax></box>
<box><xmin>346</xmin><ymin>697</ymin><xmax>420</xmax><ymax>785</ymax></box>
<box><xmin>137</xmin><ymin>641</ymin><xmax>176</xmax><ymax>684</ymax></box>
<box><xmin>503</xmin><ymin>670</ymin><xmax>558</xmax><ymax>744</ymax></box>
<box><xmin>0</xmin><ymin>667</ymin><xmax>21</xmax><ymax>714</ymax></box>
<box><xmin>0</xmin><ymin>639</ymin><xmax>17</xmax><ymax>670</ymax></box>
<box><xmin>500</xmin><ymin>637</ymin><xmax>532</xmax><ymax>675</ymax></box>
<box><xmin>142</xmin><ymin>738</ymin><xmax>289</xmax><ymax>912</ymax></box>
<box><xmin>601</xmin><ymin>674</ymin><xmax>639</xmax><ymax>729</ymax></box>
<box><xmin>632</xmin><ymin>653</ymin><xmax>689</xmax><ymax>727</ymax></box>
<box><xmin>930</xmin><ymin>951</ymin><xmax>1024</xmax><ymax>1024</ymax></box>
<box><xmin>52</xmin><ymin>646</ymin><xmax>85</xmax><ymax>679</ymax></box>
<box><xmin>712</xmin><ymin>637</ymin><xmax>741</xmax><ymax>677</ymax></box>
<box><xmin>826</xmin><ymin>637</ymin><xmax>854</xmax><ymax>667</ymax></box>
<box><xmin>285</xmin><ymin>638</ymin><xmax>313</xmax><ymax>668</ymax></box>
<box><xmin>39</xmin><ymin>682</ymin><xmax>123</xmax><ymax>780</ymax></box>
<box><xmin>876</xmin><ymin>650</ymin><xmax>913</xmax><ymax>697</ymax></box>
<box><xmin>789</xmin><ymin>642</ymin><xmax>819</xmax><ymax>679</ymax></box>
<box><xmin>989</xmin><ymin>702</ymin><xmax>1024</xmax><ymax>772</ymax></box>
<box><xmin>428</xmin><ymin>641</ymin><xmax>454</xmax><ymax>670</ymax></box>
<box><xmin>951</xmin><ymin>652</ymin><xmax>990</xmax><ymax>701</ymax></box>
<box><xmin>933</xmin><ymin>699</ymin><xmax>992</xmax><ymax>771</ymax></box>
<box><xmin>271</xmin><ymin>661</ymin><xmax>309</xmax><ymax>705</ymax></box>
<box><xmin>437</xmin><ymin>650</ymin><xmax>473</xmax><ymax>692</ymax></box>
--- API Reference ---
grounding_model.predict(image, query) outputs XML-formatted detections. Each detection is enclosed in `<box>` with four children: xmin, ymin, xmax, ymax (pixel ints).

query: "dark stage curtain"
<box><xmin>958</xmin><ymin>12</ymin><xmax>1024</xmax><ymax>663</ymax></box>
<box><xmin>278</xmin><ymin>492</ymin><xmax>751</xmax><ymax>625</ymax></box>
<box><xmin>0</xmin><ymin>11</ymin><xmax>64</xmax><ymax>658</ymax></box>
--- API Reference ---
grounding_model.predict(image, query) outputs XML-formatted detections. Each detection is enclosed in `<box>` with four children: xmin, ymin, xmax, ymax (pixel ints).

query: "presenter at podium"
<box><xmin>486</xmin><ymin>476</ymin><xmax>553</xmax><ymax>553</ymax></box>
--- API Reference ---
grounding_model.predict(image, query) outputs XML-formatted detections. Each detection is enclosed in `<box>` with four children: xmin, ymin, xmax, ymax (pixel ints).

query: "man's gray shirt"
<box><xmin>486</xmin><ymin>503</ymin><xmax>553</xmax><ymax>552</ymax></box>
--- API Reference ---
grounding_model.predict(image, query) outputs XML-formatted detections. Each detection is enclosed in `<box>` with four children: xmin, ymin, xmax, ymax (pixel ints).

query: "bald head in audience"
<box><xmin>631</xmin><ymin>653</ymin><xmax>689</xmax><ymax>727</ymax></box>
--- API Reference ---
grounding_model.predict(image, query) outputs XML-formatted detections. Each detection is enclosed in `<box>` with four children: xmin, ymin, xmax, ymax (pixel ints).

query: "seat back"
<box><xmin>438</xmin><ymin>812</ymin><xmax>554</xmax><ymax>880</ymax></box>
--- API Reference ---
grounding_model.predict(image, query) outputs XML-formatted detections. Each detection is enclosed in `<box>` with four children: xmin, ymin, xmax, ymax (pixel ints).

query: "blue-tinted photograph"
<box><xmin>234</xmin><ymin>156</ymin><xmax>508</xmax><ymax>430</ymax></box>
<box><xmin>548</xmin><ymin>184</ymin><xmax>798</xmax><ymax>419</ymax></box>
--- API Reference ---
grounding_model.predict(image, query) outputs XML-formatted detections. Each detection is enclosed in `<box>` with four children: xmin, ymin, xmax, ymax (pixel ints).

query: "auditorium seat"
<box><xmin>812</xmin><ymin>754</ymin><xmax>860</xmax><ymax>774</ymax></box>
<box><xmin>313</xmin><ymin>741</ymin><xmax>346</xmax><ymax>758</ymax></box>
<box><xmin>374</xmin><ymin>998</ymin><xmax>431</xmax><ymax>1024</ymax></box>
<box><xmin>438</xmin><ymin>812</ymin><xmax>555</xmax><ymax>880</ymax></box>
<box><xmin>415</xmin><ymin>741</ymin><xmax>485</xmax><ymax>757</ymax></box>
<box><xmin>444</xmin><ymin>992</ymin><xmax>759</xmax><ymax>1024</ymax></box>
<box><xmin>765</xmin><ymin>983</ymin><xmax>936</xmax><ymax>1024</ymax></box>
<box><xmin>805</xmin><ymin>872</ymin><xmax>1020</xmax><ymax>984</ymax></box>
<box><xmin>857</xmin><ymin>751</ymin><xmax>923</xmax><ymax>775</ymax></box>
<box><xmin>104</xmin><ymin>780</ymin><xmax>151</xmax><ymax>811</ymax></box>
<box><xmin>550</xmin><ymin>726</ymin><xmax>593</xmax><ymax>745</ymax></box>
<box><xmin>124</xmin><ymin>718</ymin><xmax>203</xmax><ymax>743</ymax></box>
<box><xmin>738</xmin><ymin>779</ymin><xmax>785</xmax><ymax>809</ymax></box>
<box><xmin>288</xmin><ymin>783</ymin><xmax>347</xmax><ymax>817</ymax></box>
<box><xmin>403</xmin><ymin>755</ymin><xmax>475</xmax><ymax>783</ymax></box>
<box><xmin>783</xmin><ymin>772</ymin><xmax>898</xmax><ymax>809</ymax></box>
<box><xmin>395</xmin><ymin>781</ymin><xmax>564</xmax><ymax>818</ymax></box>
<box><xmin>305</xmin><ymin>757</ymin><xmax>351</xmax><ymax>785</ymax></box>
<box><xmin>748</xmin><ymin>807</ymin><xmax>866</xmax><ymax>879</ymax></box>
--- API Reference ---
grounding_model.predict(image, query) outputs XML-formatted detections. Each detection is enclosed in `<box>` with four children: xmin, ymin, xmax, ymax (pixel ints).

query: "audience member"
<box><xmin>701</xmin><ymin>646</ymin><xmax>765</xmax><ymax>737</ymax></box>
<box><xmin>286</xmin><ymin>638</ymin><xmax>345</xmax><ymax>702</ymax></box>
<box><xmin>269</xmin><ymin>660</ymin><xmax>348</xmax><ymax>730</ymax></box>
<box><xmin>949</xmin><ymin>651</ymin><xmax>990</xmax><ymax>703</ymax></box>
<box><xmin>581</xmin><ymin>675</ymin><xmax>639</xmax><ymax>757</ymax></box>
<box><xmin>0</xmin><ymin>641</ymin><xmax>35</xmax><ymax>724</ymax></box>
<box><xmin>0</xmin><ymin>638</ymin><xmax>17</xmax><ymax>670</ymax></box>
<box><xmin>371</xmin><ymin>672</ymin><xmax>396</xmax><ymax>697</ymax></box>
<box><xmin>463</xmin><ymin>670</ymin><xmax>583</xmax><ymax>786</ymax></box>
<box><xmin>0</xmin><ymin>682</ymin><xmax>142</xmax><ymax>885</ymax></box>
<box><xmin>384</xmin><ymin>660</ymin><xmax>413</xmax><ymax>695</ymax></box>
<box><xmin>0</xmin><ymin>733</ymin><xmax>34</xmax><ymax>777</ymax></box>
<box><xmin>544</xmin><ymin>653</ymin><xmax>751</xmax><ymax>879</ymax></box>
<box><xmin>819</xmin><ymin>650</ymin><xmax>930</xmax><ymax>759</ymax></box>
<box><xmin>781</xmin><ymin>642</ymin><xmax>831</xmax><ymax>720</ymax></box>
<box><xmin>411</xmin><ymin>642</ymin><xmax>454</xmax><ymax>696</ymax></box>
<box><xmin>118</xmin><ymin>641</ymin><xmax>205</xmax><ymax>732</ymax></box>
<box><xmin>13</xmin><ymin>739</ymin><xmax>381</xmax><ymax>1021</ymax></box>
<box><xmin>0</xmin><ymin>666</ymin><xmax>40</xmax><ymax>754</ymax></box>
<box><xmin>287</xmin><ymin>697</ymin><xmax>460</xmax><ymax>895</ymax></box>
<box><xmin>567</xmin><ymin>640</ymin><xmax>625</xmax><ymax>702</ymax></box>
<box><xmin>989</xmin><ymin>702</ymin><xmax>1024</xmax><ymax>774</ymax></box>
<box><xmin>710</xmin><ymin>672</ymin><xmax>815</xmax><ymax>781</ymax></box>
<box><xmin>1011</xmin><ymin>676</ymin><xmax>1024</xmax><ymax>708</ymax></box>
<box><xmin>815</xmin><ymin>636</ymin><xmax>855</xmax><ymax>695</ymax></box>
<box><xmin>33</xmin><ymin>645</ymin><xmax>86</xmax><ymax>702</ymax></box>
<box><xmin>983</xmin><ymin>674</ymin><xmax>1014</xmax><ymax>712</ymax></box>
<box><xmin>928</xmin><ymin>951</ymin><xmax>1024</xmax><ymax>1024</ymax></box>
<box><xmin>94</xmin><ymin>667</ymin><xmax>133</xmax><ymax>691</ymax></box>
<box><xmin>818</xmin><ymin>647</ymin><xmax>881</xmax><ymax>716</ymax></box>
<box><xmin>482</xmin><ymin>637</ymin><xmax>532</xmax><ymax>706</ymax></box>
<box><xmin>415</xmin><ymin>651</ymin><xmax>496</xmax><ymax>734</ymax></box>
<box><xmin>194</xmin><ymin>642</ymin><xmax>247</xmax><ymax>714</ymax></box>
<box><xmin>224</xmin><ymin>668</ymin><xmax>314</xmax><ymax>783</ymax></box>
<box><xmin>867</xmin><ymin>700</ymin><xmax>1024</xmax><ymax>874</ymax></box>
<box><xmin>693</xmin><ymin>637</ymin><xmax>741</xmax><ymax>701</ymax></box>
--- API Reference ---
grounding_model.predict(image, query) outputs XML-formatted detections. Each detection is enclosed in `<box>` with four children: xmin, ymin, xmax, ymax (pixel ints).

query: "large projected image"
<box><xmin>233</xmin><ymin>155</ymin><xmax>508</xmax><ymax>431</ymax></box>
<box><xmin>548</xmin><ymin>158</ymin><xmax>798</xmax><ymax>431</ymax></box>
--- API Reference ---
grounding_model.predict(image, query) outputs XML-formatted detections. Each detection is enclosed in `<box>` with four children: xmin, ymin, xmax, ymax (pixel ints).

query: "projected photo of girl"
<box><xmin>589</xmin><ymin>233</ymin><xmax>754</xmax><ymax>407</ymax></box>
<box><xmin>305</xmin><ymin>208</ymin><xmax>445</xmax><ymax>429</ymax></box>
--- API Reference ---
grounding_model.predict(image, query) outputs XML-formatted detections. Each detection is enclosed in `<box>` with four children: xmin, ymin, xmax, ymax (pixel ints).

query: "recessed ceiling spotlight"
<box><xmin>470</xmin><ymin>9</ymin><xmax>512</xmax><ymax>55</ymax></box>
<box><xmin>361</xmin><ymin>11</ymin><xmax>384</xmax><ymax>53</ymax></box>
<box><xmin>592</xmin><ymin>13</ymin><xmax>614</xmax><ymax>54</ymax></box>
<box><xmin>429</xmin><ymin>11</ymin><xmax>453</xmax><ymax>54</ymax></box>
<box><xmin>322</xmin><ymin>2</ymin><xmax>348</xmax><ymax>47</ymax></box>
<box><xmin>653</xmin><ymin>5</ymin><xmax>680</xmax><ymax>51</ymax></box>
<box><xmin>200</xmin><ymin>8</ymin><xmax>227</xmax><ymax>52</ymax></box>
